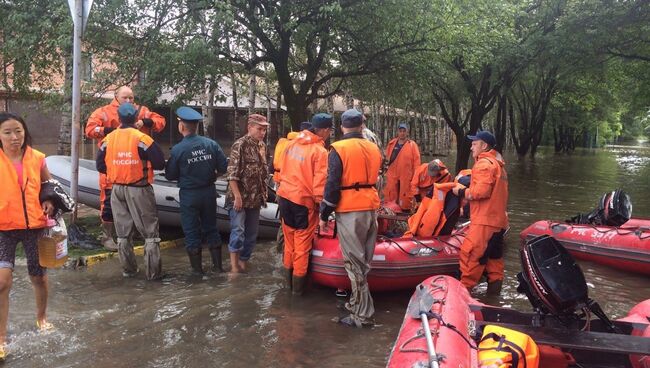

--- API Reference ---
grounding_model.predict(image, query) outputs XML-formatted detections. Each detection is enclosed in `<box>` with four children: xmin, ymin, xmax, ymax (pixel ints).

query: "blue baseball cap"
<box><xmin>299</xmin><ymin>121</ymin><xmax>313</xmax><ymax>130</ymax></box>
<box><xmin>176</xmin><ymin>106</ymin><xmax>203</xmax><ymax>122</ymax></box>
<box><xmin>311</xmin><ymin>113</ymin><xmax>333</xmax><ymax>129</ymax></box>
<box><xmin>341</xmin><ymin>109</ymin><xmax>363</xmax><ymax>128</ymax></box>
<box><xmin>118</xmin><ymin>102</ymin><xmax>138</xmax><ymax>125</ymax></box>
<box><xmin>398</xmin><ymin>122</ymin><xmax>408</xmax><ymax>130</ymax></box>
<box><xmin>467</xmin><ymin>130</ymin><xmax>496</xmax><ymax>147</ymax></box>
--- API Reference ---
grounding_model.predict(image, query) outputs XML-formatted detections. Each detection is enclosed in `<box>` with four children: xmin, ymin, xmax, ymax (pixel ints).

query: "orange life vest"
<box><xmin>478</xmin><ymin>325</ymin><xmax>539</xmax><ymax>368</ymax></box>
<box><xmin>276</xmin><ymin>130</ymin><xmax>328</xmax><ymax>208</ymax></box>
<box><xmin>405</xmin><ymin>182</ymin><xmax>456</xmax><ymax>237</ymax></box>
<box><xmin>272</xmin><ymin>131</ymin><xmax>300</xmax><ymax>184</ymax></box>
<box><xmin>0</xmin><ymin>147</ymin><xmax>48</xmax><ymax>230</ymax></box>
<box><xmin>331</xmin><ymin>138</ymin><xmax>382</xmax><ymax>212</ymax></box>
<box><xmin>103</xmin><ymin>128</ymin><xmax>155</xmax><ymax>185</ymax></box>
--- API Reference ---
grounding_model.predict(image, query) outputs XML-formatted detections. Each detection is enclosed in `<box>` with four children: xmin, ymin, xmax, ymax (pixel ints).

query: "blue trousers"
<box><xmin>227</xmin><ymin>207</ymin><xmax>260</xmax><ymax>261</ymax></box>
<box><xmin>179</xmin><ymin>186</ymin><xmax>220</xmax><ymax>250</ymax></box>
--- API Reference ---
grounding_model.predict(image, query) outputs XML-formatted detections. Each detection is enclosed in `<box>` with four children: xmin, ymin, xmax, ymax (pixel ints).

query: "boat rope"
<box><xmin>548</xmin><ymin>221</ymin><xmax>650</xmax><ymax>240</ymax></box>
<box><xmin>377</xmin><ymin>235</ymin><xmax>414</xmax><ymax>256</ymax></box>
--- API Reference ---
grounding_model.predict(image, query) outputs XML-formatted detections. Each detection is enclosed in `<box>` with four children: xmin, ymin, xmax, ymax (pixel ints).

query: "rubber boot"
<box><xmin>117</xmin><ymin>237</ymin><xmax>138</xmax><ymax>277</ymax></box>
<box><xmin>208</xmin><ymin>246</ymin><xmax>223</xmax><ymax>273</ymax></box>
<box><xmin>187</xmin><ymin>248</ymin><xmax>204</xmax><ymax>276</ymax></box>
<box><xmin>292</xmin><ymin>275</ymin><xmax>307</xmax><ymax>296</ymax></box>
<box><xmin>487</xmin><ymin>280</ymin><xmax>503</xmax><ymax>296</ymax></box>
<box><xmin>100</xmin><ymin>222</ymin><xmax>118</xmax><ymax>252</ymax></box>
<box><xmin>144</xmin><ymin>238</ymin><xmax>162</xmax><ymax>280</ymax></box>
<box><xmin>284</xmin><ymin>268</ymin><xmax>293</xmax><ymax>290</ymax></box>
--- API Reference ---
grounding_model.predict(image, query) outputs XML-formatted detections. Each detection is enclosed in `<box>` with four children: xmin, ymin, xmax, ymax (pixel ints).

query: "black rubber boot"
<box><xmin>292</xmin><ymin>275</ymin><xmax>307</xmax><ymax>296</ymax></box>
<box><xmin>187</xmin><ymin>248</ymin><xmax>204</xmax><ymax>276</ymax></box>
<box><xmin>284</xmin><ymin>268</ymin><xmax>293</xmax><ymax>290</ymax></box>
<box><xmin>209</xmin><ymin>246</ymin><xmax>223</xmax><ymax>273</ymax></box>
<box><xmin>487</xmin><ymin>280</ymin><xmax>503</xmax><ymax>295</ymax></box>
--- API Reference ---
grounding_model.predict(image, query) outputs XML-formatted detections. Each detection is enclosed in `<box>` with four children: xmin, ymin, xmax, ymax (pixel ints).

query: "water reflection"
<box><xmin>4</xmin><ymin>145</ymin><xmax>650</xmax><ymax>367</ymax></box>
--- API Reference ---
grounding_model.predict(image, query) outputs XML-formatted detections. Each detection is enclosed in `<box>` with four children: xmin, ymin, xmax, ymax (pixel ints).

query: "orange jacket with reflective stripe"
<box><xmin>272</xmin><ymin>131</ymin><xmax>300</xmax><ymax>184</ymax></box>
<box><xmin>405</xmin><ymin>182</ymin><xmax>456</xmax><ymax>237</ymax></box>
<box><xmin>277</xmin><ymin>130</ymin><xmax>328</xmax><ymax>209</ymax></box>
<box><xmin>385</xmin><ymin>138</ymin><xmax>420</xmax><ymax>180</ymax></box>
<box><xmin>85</xmin><ymin>99</ymin><xmax>166</xmax><ymax>145</ymax></box>
<box><xmin>467</xmin><ymin>150</ymin><xmax>508</xmax><ymax>228</ymax></box>
<box><xmin>410</xmin><ymin>162</ymin><xmax>452</xmax><ymax>198</ymax></box>
<box><xmin>103</xmin><ymin>128</ymin><xmax>155</xmax><ymax>185</ymax></box>
<box><xmin>331</xmin><ymin>138</ymin><xmax>382</xmax><ymax>212</ymax></box>
<box><xmin>0</xmin><ymin>147</ymin><xmax>48</xmax><ymax>230</ymax></box>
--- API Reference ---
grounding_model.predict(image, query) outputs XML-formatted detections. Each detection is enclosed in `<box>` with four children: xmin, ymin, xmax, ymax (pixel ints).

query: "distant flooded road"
<box><xmin>6</xmin><ymin>145</ymin><xmax>650</xmax><ymax>367</ymax></box>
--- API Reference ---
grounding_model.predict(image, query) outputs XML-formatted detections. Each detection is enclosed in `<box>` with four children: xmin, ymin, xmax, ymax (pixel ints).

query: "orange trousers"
<box><xmin>384</xmin><ymin>176</ymin><xmax>413</xmax><ymax>211</ymax></box>
<box><xmin>282</xmin><ymin>209</ymin><xmax>318</xmax><ymax>277</ymax></box>
<box><xmin>99</xmin><ymin>173</ymin><xmax>114</xmax><ymax>223</ymax></box>
<box><xmin>459</xmin><ymin>224</ymin><xmax>504</xmax><ymax>289</ymax></box>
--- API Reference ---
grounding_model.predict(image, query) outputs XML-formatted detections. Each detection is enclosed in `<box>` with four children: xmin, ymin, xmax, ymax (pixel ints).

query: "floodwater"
<box><xmin>5</xmin><ymin>144</ymin><xmax>650</xmax><ymax>367</ymax></box>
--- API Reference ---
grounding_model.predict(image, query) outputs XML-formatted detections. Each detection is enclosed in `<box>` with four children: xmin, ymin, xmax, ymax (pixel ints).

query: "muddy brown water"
<box><xmin>5</xmin><ymin>144</ymin><xmax>650</xmax><ymax>367</ymax></box>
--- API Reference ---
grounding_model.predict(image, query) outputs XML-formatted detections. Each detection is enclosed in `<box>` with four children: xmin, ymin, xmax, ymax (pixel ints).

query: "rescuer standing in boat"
<box><xmin>319</xmin><ymin>109</ymin><xmax>382</xmax><ymax>327</ymax></box>
<box><xmin>410</xmin><ymin>159</ymin><xmax>452</xmax><ymax>203</ymax></box>
<box><xmin>86</xmin><ymin>86</ymin><xmax>166</xmax><ymax>251</ymax></box>
<box><xmin>96</xmin><ymin>103</ymin><xmax>166</xmax><ymax>280</ymax></box>
<box><xmin>452</xmin><ymin>131</ymin><xmax>508</xmax><ymax>295</ymax></box>
<box><xmin>277</xmin><ymin>113</ymin><xmax>331</xmax><ymax>295</ymax></box>
<box><xmin>384</xmin><ymin>123</ymin><xmax>421</xmax><ymax>212</ymax></box>
<box><xmin>165</xmin><ymin>107</ymin><xmax>228</xmax><ymax>276</ymax></box>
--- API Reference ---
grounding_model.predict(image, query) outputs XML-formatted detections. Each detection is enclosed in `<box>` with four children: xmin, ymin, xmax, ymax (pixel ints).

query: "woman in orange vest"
<box><xmin>0</xmin><ymin>112</ymin><xmax>56</xmax><ymax>360</ymax></box>
<box><xmin>384</xmin><ymin>123</ymin><xmax>421</xmax><ymax>211</ymax></box>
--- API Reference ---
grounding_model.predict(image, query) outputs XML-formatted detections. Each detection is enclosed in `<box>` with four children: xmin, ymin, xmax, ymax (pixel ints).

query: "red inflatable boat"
<box><xmin>310</xmin><ymin>224</ymin><xmax>466</xmax><ymax>292</ymax></box>
<box><xmin>387</xmin><ymin>275</ymin><xmax>650</xmax><ymax>368</ymax></box>
<box><xmin>520</xmin><ymin>219</ymin><xmax>650</xmax><ymax>276</ymax></box>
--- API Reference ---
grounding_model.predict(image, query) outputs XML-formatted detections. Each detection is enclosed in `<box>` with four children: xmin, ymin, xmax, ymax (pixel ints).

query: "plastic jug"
<box><xmin>38</xmin><ymin>218</ymin><xmax>68</xmax><ymax>268</ymax></box>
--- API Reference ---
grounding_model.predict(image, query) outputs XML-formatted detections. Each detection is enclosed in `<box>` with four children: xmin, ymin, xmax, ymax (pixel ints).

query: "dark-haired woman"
<box><xmin>0</xmin><ymin>112</ymin><xmax>55</xmax><ymax>360</ymax></box>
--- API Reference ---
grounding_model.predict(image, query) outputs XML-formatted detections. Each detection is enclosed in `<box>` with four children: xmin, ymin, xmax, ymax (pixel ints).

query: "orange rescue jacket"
<box><xmin>466</xmin><ymin>150</ymin><xmax>508</xmax><ymax>228</ymax></box>
<box><xmin>272</xmin><ymin>131</ymin><xmax>300</xmax><ymax>184</ymax></box>
<box><xmin>410</xmin><ymin>161</ymin><xmax>452</xmax><ymax>198</ymax></box>
<box><xmin>331</xmin><ymin>138</ymin><xmax>382</xmax><ymax>212</ymax></box>
<box><xmin>103</xmin><ymin>128</ymin><xmax>156</xmax><ymax>185</ymax></box>
<box><xmin>276</xmin><ymin>130</ymin><xmax>328</xmax><ymax>209</ymax></box>
<box><xmin>0</xmin><ymin>147</ymin><xmax>48</xmax><ymax>230</ymax></box>
<box><xmin>86</xmin><ymin>99</ymin><xmax>166</xmax><ymax>145</ymax></box>
<box><xmin>405</xmin><ymin>182</ymin><xmax>456</xmax><ymax>237</ymax></box>
<box><xmin>385</xmin><ymin>138</ymin><xmax>420</xmax><ymax>180</ymax></box>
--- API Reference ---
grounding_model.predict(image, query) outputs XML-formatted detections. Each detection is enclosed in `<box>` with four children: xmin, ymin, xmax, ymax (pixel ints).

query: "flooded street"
<box><xmin>6</xmin><ymin>145</ymin><xmax>650</xmax><ymax>367</ymax></box>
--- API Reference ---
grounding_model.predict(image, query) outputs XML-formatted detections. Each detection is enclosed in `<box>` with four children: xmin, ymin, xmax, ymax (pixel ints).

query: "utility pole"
<box><xmin>68</xmin><ymin>0</ymin><xmax>93</xmax><ymax>223</ymax></box>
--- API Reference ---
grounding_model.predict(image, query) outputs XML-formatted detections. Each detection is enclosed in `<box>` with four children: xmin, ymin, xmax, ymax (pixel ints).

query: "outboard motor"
<box><xmin>517</xmin><ymin>235</ymin><xmax>619</xmax><ymax>332</ymax></box>
<box><xmin>567</xmin><ymin>189</ymin><xmax>632</xmax><ymax>227</ymax></box>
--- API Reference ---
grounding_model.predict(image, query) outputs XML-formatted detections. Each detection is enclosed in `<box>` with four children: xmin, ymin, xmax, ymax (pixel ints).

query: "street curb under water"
<box><xmin>74</xmin><ymin>238</ymin><xmax>185</xmax><ymax>267</ymax></box>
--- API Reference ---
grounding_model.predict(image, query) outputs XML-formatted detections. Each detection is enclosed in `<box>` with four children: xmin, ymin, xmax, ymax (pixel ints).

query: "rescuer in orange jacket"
<box><xmin>0</xmin><ymin>112</ymin><xmax>58</xmax><ymax>358</ymax></box>
<box><xmin>319</xmin><ymin>109</ymin><xmax>382</xmax><ymax>328</ymax></box>
<box><xmin>96</xmin><ymin>103</ymin><xmax>166</xmax><ymax>280</ymax></box>
<box><xmin>384</xmin><ymin>123</ymin><xmax>421</xmax><ymax>211</ymax></box>
<box><xmin>410</xmin><ymin>159</ymin><xmax>452</xmax><ymax>203</ymax></box>
<box><xmin>452</xmin><ymin>131</ymin><xmax>508</xmax><ymax>295</ymax></box>
<box><xmin>272</xmin><ymin>121</ymin><xmax>311</xmax><ymax>186</ymax></box>
<box><xmin>277</xmin><ymin>114</ymin><xmax>331</xmax><ymax>295</ymax></box>
<box><xmin>85</xmin><ymin>86</ymin><xmax>166</xmax><ymax>251</ymax></box>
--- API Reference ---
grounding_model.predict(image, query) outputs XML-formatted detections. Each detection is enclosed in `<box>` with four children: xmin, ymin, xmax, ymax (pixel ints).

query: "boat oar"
<box><xmin>407</xmin><ymin>284</ymin><xmax>440</xmax><ymax>368</ymax></box>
